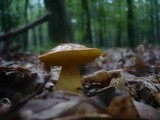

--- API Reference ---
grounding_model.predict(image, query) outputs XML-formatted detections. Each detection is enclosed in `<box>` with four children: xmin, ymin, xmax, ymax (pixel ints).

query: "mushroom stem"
<box><xmin>55</xmin><ymin>65</ymin><xmax>82</xmax><ymax>92</ymax></box>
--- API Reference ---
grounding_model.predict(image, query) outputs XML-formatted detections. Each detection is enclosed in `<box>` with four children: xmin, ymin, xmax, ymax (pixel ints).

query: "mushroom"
<box><xmin>38</xmin><ymin>43</ymin><xmax>102</xmax><ymax>92</ymax></box>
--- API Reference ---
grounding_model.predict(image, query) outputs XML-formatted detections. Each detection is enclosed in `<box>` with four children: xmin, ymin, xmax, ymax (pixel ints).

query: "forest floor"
<box><xmin>0</xmin><ymin>44</ymin><xmax>160</xmax><ymax>120</ymax></box>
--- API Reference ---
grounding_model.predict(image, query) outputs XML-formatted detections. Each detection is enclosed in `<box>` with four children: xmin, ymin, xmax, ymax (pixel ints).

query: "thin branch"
<box><xmin>0</xmin><ymin>12</ymin><xmax>51</xmax><ymax>41</ymax></box>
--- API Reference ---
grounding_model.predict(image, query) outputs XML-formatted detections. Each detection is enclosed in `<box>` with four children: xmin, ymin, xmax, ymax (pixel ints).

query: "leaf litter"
<box><xmin>0</xmin><ymin>44</ymin><xmax>160</xmax><ymax>119</ymax></box>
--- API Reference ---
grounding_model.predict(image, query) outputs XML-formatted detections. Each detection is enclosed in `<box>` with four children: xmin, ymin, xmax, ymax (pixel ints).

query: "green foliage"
<box><xmin>0</xmin><ymin>0</ymin><xmax>160</xmax><ymax>52</ymax></box>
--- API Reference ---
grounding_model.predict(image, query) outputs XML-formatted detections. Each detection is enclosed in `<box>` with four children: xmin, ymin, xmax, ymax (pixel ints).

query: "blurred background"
<box><xmin>0</xmin><ymin>0</ymin><xmax>159</xmax><ymax>52</ymax></box>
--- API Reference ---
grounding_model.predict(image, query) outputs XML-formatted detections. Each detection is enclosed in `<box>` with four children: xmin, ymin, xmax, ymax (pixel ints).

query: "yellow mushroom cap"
<box><xmin>39</xmin><ymin>43</ymin><xmax>102</xmax><ymax>66</ymax></box>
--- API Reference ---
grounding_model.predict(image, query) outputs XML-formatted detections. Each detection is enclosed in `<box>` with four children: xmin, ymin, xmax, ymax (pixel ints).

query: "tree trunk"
<box><xmin>127</xmin><ymin>0</ymin><xmax>135</xmax><ymax>47</ymax></box>
<box><xmin>98</xmin><ymin>28</ymin><xmax>104</xmax><ymax>47</ymax></box>
<box><xmin>44</xmin><ymin>0</ymin><xmax>73</xmax><ymax>43</ymax></box>
<box><xmin>150</xmin><ymin>0</ymin><xmax>155</xmax><ymax>44</ymax></box>
<box><xmin>0</xmin><ymin>0</ymin><xmax>12</xmax><ymax>48</ymax></box>
<box><xmin>116</xmin><ymin>1</ymin><xmax>122</xmax><ymax>47</ymax></box>
<box><xmin>155</xmin><ymin>0</ymin><xmax>160</xmax><ymax>44</ymax></box>
<box><xmin>23</xmin><ymin>0</ymin><xmax>29</xmax><ymax>50</ymax></box>
<box><xmin>38</xmin><ymin>0</ymin><xmax>43</xmax><ymax>47</ymax></box>
<box><xmin>32</xmin><ymin>28</ymin><xmax>37</xmax><ymax>48</ymax></box>
<box><xmin>81</xmin><ymin>0</ymin><xmax>92</xmax><ymax>44</ymax></box>
<box><xmin>96</xmin><ymin>1</ymin><xmax>105</xmax><ymax>47</ymax></box>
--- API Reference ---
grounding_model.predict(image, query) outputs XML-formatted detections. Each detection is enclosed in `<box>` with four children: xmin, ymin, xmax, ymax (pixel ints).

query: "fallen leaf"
<box><xmin>13</xmin><ymin>90</ymin><xmax>107</xmax><ymax>120</ymax></box>
<box><xmin>0</xmin><ymin>66</ymin><xmax>38</xmax><ymax>100</ymax></box>
<box><xmin>82</xmin><ymin>69</ymin><xmax>121</xmax><ymax>87</ymax></box>
<box><xmin>134</xmin><ymin>100</ymin><xmax>160</xmax><ymax>120</ymax></box>
<box><xmin>107</xmin><ymin>95</ymin><xmax>139</xmax><ymax>119</ymax></box>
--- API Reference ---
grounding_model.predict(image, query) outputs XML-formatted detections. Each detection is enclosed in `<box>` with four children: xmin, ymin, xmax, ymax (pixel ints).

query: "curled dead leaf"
<box><xmin>82</xmin><ymin>69</ymin><xmax>122</xmax><ymax>87</ymax></box>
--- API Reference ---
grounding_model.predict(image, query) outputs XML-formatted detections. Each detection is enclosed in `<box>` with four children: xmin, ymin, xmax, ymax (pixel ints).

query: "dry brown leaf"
<box><xmin>82</xmin><ymin>69</ymin><xmax>122</xmax><ymax>87</ymax></box>
<box><xmin>110</xmin><ymin>77</ymin><xmax>129</xmax><ymax>93</ymax></box>
<box><xmin>153</xmin><ymin>93</ymin><xmax>160</xmax><ymax>106</ymax></box>
<box><xmin>107</xmin><ymin>95</ymin><xmax>139</xmax><ymax>119</ymax></box>
<box><xmin>124</xmin><ymin>55</ymin><xmax>152</xmax><ymax>77</ymax></box>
